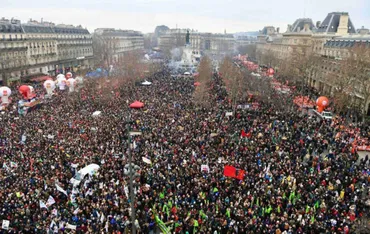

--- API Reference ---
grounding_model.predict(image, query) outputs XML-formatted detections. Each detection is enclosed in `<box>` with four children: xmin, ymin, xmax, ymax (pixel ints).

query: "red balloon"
<box><xmin>316</xmin><ymin>96</ymin><xmax>329</xmax><ymax>113</ymax></box>
<box><xmin>19</xmin><ymin>85</ymin><xmax>30</xmax><ymax>98</ymax></box>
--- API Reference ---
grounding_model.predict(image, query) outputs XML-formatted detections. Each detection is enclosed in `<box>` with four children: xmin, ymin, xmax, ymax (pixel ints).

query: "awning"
<box><xmin>30</xmin><ymin>76</ymin><xmax>53</xmax><ymax>82</ymax></box>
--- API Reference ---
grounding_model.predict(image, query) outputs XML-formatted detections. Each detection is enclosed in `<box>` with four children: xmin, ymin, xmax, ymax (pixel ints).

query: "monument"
<box><xmin>186</xmin><ymin>30</ymin><xmax>190</xmax><ymax>45</ymax></box>
<box><xmin>179</xmin><ymin>29</ymin><xmax>200</xmax><ymax>72</ymax></box>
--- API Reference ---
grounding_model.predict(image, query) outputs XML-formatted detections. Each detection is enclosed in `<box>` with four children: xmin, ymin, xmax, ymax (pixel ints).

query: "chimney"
<box><xmin>277</xmin><ymin>27</ymin><xmax>280</xmax><ymax>33</ymax></box>
<box><xmin>316</xmin><ymin>21</ymin><xmax>321</xmax><ymax>28</ymax></box>
<box><xmin>287</xmin><ymin>24</ymin><xmax>292</xmax><ymax>32</ymax></box>
<box><xmin>337</xmin><ymin>12</ymin><xmax>349</xmax><ymax>35</ymax></box>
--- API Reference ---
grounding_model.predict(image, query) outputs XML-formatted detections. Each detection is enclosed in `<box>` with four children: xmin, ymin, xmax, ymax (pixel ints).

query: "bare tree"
<box><xmin>121</xmin><ymin>51</ymin><xmax>148</xmax><ymax>84</ymax></box>
<box><xmin>219</xmin><ymin>57</ymin><xmax>245</xmax><ymax>110</ymax></box>
<box><xmin>92</xmin><ymin>34</ymin><xmax>119</xmax><ymax>67</ymax></box>
<box><xmin>237</xmin><ymin>44</ymin><xmax>257</xmax><ymax>59</ymax></box>
<box><xmin>193</xmin><ymin>56</ymin><xmax>212</xmax><ymax>107</ymax></box>
<box><xmin>347</xmin><ymin>43</ymin><xmax>370</xmax><ymax>120</ymax></box>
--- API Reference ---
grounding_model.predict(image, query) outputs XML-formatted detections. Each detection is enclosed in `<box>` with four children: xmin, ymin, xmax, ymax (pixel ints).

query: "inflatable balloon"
<box><xmin>57</xmin><ymin>76</ymin><xmax>67</xmax><ymax>90</ymax></box>
<box><xmin>19</xmin><ymin>85</ymin><xmax>30</xmax><ymax>99</ymax></box>
<box><xmin>66</xmin><ymin>78</ymin><xmax>76</xmax><ymax>92</ymax></box>
<box><xmin>316</xmin><ymin>96</ymin><xmax>329</xmax><ymax>113</ymax></box>
<box><xmin>56</xmin><ymin>74</ymin><xmax>65</xmax><ymax>80</ymax></box>
<box><xmin>66</xmin><ymin>72</ymin><xmax>73</xmax><ymax>79</ymax></box>
<box><xmin>267</xmin><ymin>68</ymin><xmax>275</xmax><ymax>76</ymax></box>
<box><xmin>43</xmin><ymin>80</ymin><xmax>56</xmax><ymax>96</ymax></box>
<box><xmin>0</xmin><ymin>86</ymin><xmax>11</xmax><ymax>105</ymax></box>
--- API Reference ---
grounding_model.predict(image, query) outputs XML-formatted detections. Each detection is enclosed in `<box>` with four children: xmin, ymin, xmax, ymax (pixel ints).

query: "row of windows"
<box><xmin>1</xmin><ymin>34</ymin><xmax>23</xmax><ymax>40</ymax></box>
<box><xmin>1</xmin><ymin>34</ymin><xmax>92</xmax><ymax>40</ymax></box>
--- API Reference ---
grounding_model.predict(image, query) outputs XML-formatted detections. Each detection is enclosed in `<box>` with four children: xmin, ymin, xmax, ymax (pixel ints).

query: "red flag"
<box><xmin>224</xmin><ymin>166</ymin><xmax>236</xmax><ymax>178</ymax></box>
<box><xmin>235</xmin><ymin>169</ymin><xmax>246</xmax><ymax>180</ymax></box>
<box><xmin>241</xmin><ymin>129</ymin><xmax>248</xmax><ymax>138</ymax></box>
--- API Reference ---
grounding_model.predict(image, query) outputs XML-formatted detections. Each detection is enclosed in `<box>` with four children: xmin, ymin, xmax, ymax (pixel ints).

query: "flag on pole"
<box><xmin>223</xmin><ymin>166</ymin><xmax>236</xmax><ymax>178</ymax></box>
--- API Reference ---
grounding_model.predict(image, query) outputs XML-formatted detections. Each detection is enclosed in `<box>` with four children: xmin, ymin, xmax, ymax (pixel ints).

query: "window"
<box><xmin>9</xmin><ymin>35</ymin><xmax>12</xmax><ymax>40</ymax></box>
<box><xmin>15</xmin><ymin>35</ymin><xmax>17</xmax><ymax>40</ymax></box>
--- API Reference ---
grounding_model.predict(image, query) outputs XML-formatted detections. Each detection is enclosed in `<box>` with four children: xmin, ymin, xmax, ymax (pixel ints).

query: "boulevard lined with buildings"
<box><xmin>0</xmin><ymin>18</ymin><xmax>145</xmax><ymax>85</ymax></box>
<box><xmin>255</xmin><ymin>12</ymin><xmax>370</xmax><ymax>116</ymax></box>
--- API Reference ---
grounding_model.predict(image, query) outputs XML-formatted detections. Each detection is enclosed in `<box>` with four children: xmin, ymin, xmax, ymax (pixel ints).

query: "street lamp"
<box><xmin>127</xmin><ymin>101</ymin><xmax>144</xmax><ymax>234</ymax></box>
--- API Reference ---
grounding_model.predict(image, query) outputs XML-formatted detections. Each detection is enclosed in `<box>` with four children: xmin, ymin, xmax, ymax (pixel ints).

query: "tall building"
<box><xmin>0</xmin><ymin>18</ymin><xmax>93</xmax><ymax>85</ymax></box>
<box><xmin>93</xmin><ymin>28</ymin><xmax>144</xmax><ymax>65</ymax></box>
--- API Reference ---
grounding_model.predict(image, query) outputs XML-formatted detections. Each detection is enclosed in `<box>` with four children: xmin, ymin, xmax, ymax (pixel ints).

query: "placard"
<box><xmin>2</xmin><ymin>220</ymin><xmax>9</xmax><ymax>230</ymax></box>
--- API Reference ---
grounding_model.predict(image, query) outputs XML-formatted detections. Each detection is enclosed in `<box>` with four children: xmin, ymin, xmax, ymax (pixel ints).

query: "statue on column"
<box><xmin>186</xmin><ymin>30</ymin><xmax>190</xmax><ymax>45</ymax></box>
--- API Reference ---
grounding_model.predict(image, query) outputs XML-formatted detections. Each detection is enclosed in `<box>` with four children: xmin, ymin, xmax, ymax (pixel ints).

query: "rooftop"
<box><xmin>317</xmin><ymin>12</ymin><xmax>356</xmax><ymax>34</ymax></box>
<box><xmin>290</xmin><ymin>18</ymin><xmax>316</xmax><ymax>33</ymax></box>
<box><xmin>0</xmin><ymin>17</ymin><xmax>23</xmax><ymax>33</ymax></box>
<box><xmin>95</xmin><ymin>28</ymin><xmax>143</xmax><ymax>37</ymax></box>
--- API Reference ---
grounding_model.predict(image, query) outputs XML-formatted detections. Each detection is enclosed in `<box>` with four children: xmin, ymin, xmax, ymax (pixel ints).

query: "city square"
<box><xmin>0</xmin><ymin>1</ymin><xmax>370</xmax><ymax>233</ymax></box>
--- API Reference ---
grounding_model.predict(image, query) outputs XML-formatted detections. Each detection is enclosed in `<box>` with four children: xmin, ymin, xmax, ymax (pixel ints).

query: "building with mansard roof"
<box><xmin>0</xmin><ymin>18</ymin><xmax>93</xmax><ymax>85</ymax></box>
<box><xmin>316</xmin><ymin>12</ymin><xmax>356</xmax><ymax>35</ymax></box>
<box><xmin>255</xmin><ymin>12</ymin><xmax>370</xmax><ymax>116</ymax></box>
<box><xmin>0</xmin><ymin>18</ymin><xmax>28</xmax><ymax>84</ymax></box>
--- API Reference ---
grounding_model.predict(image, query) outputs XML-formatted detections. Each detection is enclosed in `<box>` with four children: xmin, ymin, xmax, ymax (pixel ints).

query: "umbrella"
<box><xmin>141</xmin><ymin>81</ymin><xmax>152</xmax><ymax>86</ymax></box>
<box><xmin>129</xmin><ymin>101</ymin><xmax>144</xmax><ymax>109</ymax></box>
<box><xmin>184</xmin><ymin>72</ymin><xmax>191</xmax><ymax>75</ymax></box>
<box><xmin>194</xmin><ymin>82</ymin><xmax>201</xmax><ymax>86</ymax></box>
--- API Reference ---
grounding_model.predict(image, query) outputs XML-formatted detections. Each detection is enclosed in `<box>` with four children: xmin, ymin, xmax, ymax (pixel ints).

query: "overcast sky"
<box><xmin>1</xmin><ymin>0</ymin><xmax>369</xmax><ymax>34</ymax></box>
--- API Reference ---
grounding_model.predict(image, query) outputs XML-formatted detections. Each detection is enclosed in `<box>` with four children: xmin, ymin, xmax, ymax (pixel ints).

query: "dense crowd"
<box><xmin>0</xmin><ymin>66</ymin><xmax>369</xmax><ymax>234</ymax></box>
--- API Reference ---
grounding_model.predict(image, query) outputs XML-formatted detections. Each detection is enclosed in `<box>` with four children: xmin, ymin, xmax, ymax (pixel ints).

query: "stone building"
<box><xmin>0</xmin><ymin>18</ymin><xmax>93</xmax><ymax>85</ymax></box>
<box><xmin>0</xmin><ymin>18</ymin><xmax>28</xmax><ymax>84</ymax></box>
<box><xmin>53</xmin><ymin>24</ymin><xmax>93</xmax><ymax>74</ymax></box>
<box><xmin>93</xmin><ymin>28</ymin><xmax>144</xmax><ymax>65</ymax></box>
<box><xmin>256</xmin><ymin>12</ymin><xmax>370</xmax><ymax>116</ymax></box>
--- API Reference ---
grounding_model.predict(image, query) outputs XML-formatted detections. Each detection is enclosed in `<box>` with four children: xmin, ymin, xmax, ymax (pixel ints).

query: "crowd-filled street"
<box><xmin>0</xmin><ymin>65</ymin><xmax>369</xmax><ymax>234</ymax></box>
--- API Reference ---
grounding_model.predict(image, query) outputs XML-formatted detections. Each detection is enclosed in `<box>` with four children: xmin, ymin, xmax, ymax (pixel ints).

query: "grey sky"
<box><xmin>1</xmin><ymin>0</ymin><xmax>369</xmax><ymax>33</ymax></box>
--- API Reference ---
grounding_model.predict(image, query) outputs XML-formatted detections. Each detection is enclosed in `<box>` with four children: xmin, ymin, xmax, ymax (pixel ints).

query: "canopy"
<box><xmin>31</xmin><ymin>76</ymin><xmax>53</xmax><ymax>82</ymax></box>
<box><xmin>141</xmin><ymin>81</ymin><xmax>152</xmax><ymax>86</ymax></box>
<box><xmin>194</xmin><ymin>82</ymin><xmax>201</xmax><ymax>86</ymax></box>
<box><xmin>130</xmin><ymin>101</ymin><xmax>144</xmax><ymax>109</ymax></box>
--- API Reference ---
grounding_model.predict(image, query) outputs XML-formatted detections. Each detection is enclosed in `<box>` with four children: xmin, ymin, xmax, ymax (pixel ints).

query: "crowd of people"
<box><xmin>0</xmin><ymin>64</ymin><xmax>369</xmax><ymax>234</ymax></box>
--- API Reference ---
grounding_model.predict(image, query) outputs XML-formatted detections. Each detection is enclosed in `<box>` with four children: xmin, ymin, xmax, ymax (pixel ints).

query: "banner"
<box><xmin>224</xmin><ymin>166</ymin><xmax>236</xmax><ymax>178</ymax></box>
<box><xmin>2</xmin><ymin>220</ymin><xmax>10</xmax><ymax>230</ymax></box>
<box><xmin>201</xmin><ymin>165</ymin><xmax>210</xmax><ymax>173</ymax></box>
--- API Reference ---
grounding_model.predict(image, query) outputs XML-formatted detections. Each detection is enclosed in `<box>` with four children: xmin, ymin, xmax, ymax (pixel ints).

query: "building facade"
<box><xmin>93</xmin><ymin>28</ymin><xmax>144</xmax><ymax>65</ymax></box>
<box><xmin>0</xmin><ymin>18</ymin><xmax>28</xmax><ymax>84</ymax></box>
<box><xmin>256</xmin><ymin>12</ymin><xmax>370</xmax><ymax>115</ymax></box>
<box><xmin>0</xmin><ymin>18</ymin><xmax>93</xmax><ymax>85</ymax></box>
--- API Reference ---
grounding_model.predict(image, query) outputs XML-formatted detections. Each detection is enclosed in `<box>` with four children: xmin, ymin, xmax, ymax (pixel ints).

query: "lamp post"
<box><xmin>127</xmin><ymin>101</ymin><xmax>144</xmax><ymax>234</ymax></box>
<box><xmin>126</xmin><ymin>111</ymin><xmax>136</xmax><ymax>234</ymax></box>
